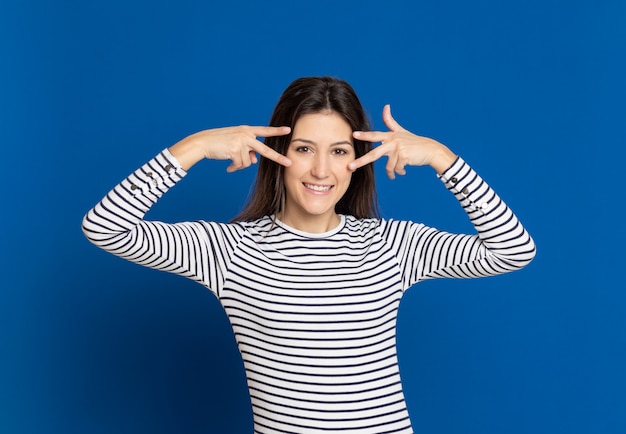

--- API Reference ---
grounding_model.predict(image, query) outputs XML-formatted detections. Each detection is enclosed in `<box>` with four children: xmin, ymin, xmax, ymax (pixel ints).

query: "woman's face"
<box><xmin>281</xmin><ymin>111</ymin><xmax>354</xmax><ymax>233</ymax></box>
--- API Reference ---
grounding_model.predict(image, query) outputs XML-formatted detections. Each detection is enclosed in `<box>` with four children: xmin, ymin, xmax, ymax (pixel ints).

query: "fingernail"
<box><xmin>353</xmin><ymin>131</ymin><xmax>361</xmax><ymax>137</ymax></box>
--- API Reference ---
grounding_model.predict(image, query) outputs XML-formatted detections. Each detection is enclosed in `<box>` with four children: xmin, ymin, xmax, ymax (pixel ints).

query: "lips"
<box><xmin>303</xmin><ymin>183</ymin><xmax>333</xmax><ymax>192</ymax></box>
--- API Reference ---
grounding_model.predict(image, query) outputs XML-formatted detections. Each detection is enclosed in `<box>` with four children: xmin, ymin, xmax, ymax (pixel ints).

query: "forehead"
<box><xmin>292</xmin><ymin>112</ymin><xmax>353</xmax><ymax>140</ymax></box>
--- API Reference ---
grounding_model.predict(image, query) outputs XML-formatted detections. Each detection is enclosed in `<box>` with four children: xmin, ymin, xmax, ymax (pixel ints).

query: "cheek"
<box><xmin>283</xmin><ymin>164</ymin><xmax>307</xmax><ymax>196</ymax></box>
<box><xmin>283</xmin><ymin>161</ymin><xmax>305</xmax><ymax>181</ymax></box>
<box><xmin>333</xmin><ymin>163</ymin><xmax>353</xmax><ymax>184</ymax></box>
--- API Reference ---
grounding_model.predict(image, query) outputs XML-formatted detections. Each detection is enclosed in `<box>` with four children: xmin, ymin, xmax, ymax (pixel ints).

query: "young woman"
<box><xmin>83</xmin><ymin>76</ymin><xmax>536</xmax><ymax>433</ymax></box>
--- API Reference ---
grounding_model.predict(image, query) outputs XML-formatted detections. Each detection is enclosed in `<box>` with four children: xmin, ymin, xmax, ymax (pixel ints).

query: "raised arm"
<box><xmin>81</xmin><ymin>125</ymin><xmax>292</xmax><ymax>293</ymax></box>
<box><xmin>353</xmin><ymin>105</ymin><xmax>536</xmax><ymax>286</ymax></box>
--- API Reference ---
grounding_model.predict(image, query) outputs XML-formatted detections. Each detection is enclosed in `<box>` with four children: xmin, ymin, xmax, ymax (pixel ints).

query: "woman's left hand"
<box><xmin>349</xmin><ymin>105</ymin><xmax>457</xmax><ymax>178</ymax></box>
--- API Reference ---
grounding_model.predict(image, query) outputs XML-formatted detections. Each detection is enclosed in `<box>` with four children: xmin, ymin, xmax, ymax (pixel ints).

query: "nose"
<box><xmin>311</xmin><ymin>153</ymin><xmax>330</xmax><ymax>179</ymax></box>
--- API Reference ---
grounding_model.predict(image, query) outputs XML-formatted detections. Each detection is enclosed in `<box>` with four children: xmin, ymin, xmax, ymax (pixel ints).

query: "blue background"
<box><xmin>2</xmin><ymin>0</ymin><xmax>625</xmax><ymax>433</ymax></box>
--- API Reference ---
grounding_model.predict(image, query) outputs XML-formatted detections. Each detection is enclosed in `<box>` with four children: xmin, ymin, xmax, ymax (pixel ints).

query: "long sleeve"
<box><xmin>81</xmin><ymin>149</ymin><xmax>244</xmax><ymax>296</ymax></box>
<box><xmin>380</xmin><ymin>157</ymin><xmax>536</xmax><ymax>289</ymax></box>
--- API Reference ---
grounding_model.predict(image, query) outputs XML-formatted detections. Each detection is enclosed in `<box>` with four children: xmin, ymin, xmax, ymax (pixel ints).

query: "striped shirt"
<box><xmin>82</xmin><ymin>149</ymin><xmax>535</xmax><ymax>433</ymax></box>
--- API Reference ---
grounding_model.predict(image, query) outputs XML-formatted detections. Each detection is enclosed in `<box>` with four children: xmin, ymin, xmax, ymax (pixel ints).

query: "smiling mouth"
<box><xmin>303</xmin><ymin>183</ymin><xmax>333</xmax><ymax>192</ymax></box>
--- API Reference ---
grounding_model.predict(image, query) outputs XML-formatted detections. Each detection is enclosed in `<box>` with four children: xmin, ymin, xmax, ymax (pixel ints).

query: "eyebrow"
<box><xmin>291</xmin><ymin>138</ymin><xmax>354</xmax><ymax>147</ymax></box>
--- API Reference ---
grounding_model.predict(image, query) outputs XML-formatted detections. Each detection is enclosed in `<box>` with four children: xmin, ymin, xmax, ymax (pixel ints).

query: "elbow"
<box><xmin>488</xmin><ymin>233</ymin><xmax>537</xmax><ymax>273</ymax></box>
<box><xmin>507</xmin><ymin>234</ymin><xmax>537</xmax><ymax>271</ymax></box>
<box><xmin>516</xmin><ymin>245</ymin><xmax>537</xmax><ymax>270</ymax></box>
<box><xmin>81</xmin><ymin>209</ymin><xmax>113</xmax><ymax>247</ymax></box>
<box><xmin>81</xmin><ymin>211</ymin><xmax>98</xmax><ymax>245</ymax></box>
<box><xmin>521</xmin><ymin>231</ymin><xmax>537</xmax><ymax>266</ymax></box>
<box><xmin>527</xmin><ymin>236</ymin><xmax>537</xmax><ymax>264</ymax></box>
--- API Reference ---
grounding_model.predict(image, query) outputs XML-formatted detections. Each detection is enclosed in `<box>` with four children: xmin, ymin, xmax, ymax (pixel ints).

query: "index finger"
<box><xmin>348</xmin><ymin>145</ymin><xmax>389</xmax><ymax>171</ymax></box>
<box><xmin>251</xmin><ymin>125</ymin><xmax>291</xmax><ymax>138</ymax></box>
<box><xmin>352</xmin><ymin>130</ymin><xmax>389</xmax><ymax>143</ymax></box>
<box><xmin>251</xmin><ymin>140</ymin><xmax>292</xmax><ymax>167</ymax></box>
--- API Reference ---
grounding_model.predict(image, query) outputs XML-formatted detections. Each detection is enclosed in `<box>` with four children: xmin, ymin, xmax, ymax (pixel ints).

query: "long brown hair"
<box><xmin>232</xmin><ymin>76</ymin><xmax>379</xmax><ymax>222</ymax></box>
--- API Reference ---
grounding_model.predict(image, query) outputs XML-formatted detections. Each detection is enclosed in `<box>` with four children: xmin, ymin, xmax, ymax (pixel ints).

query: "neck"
<box><xmin>278</xmin><ymin>212</ymin><xmax>341</xmax><ymax>234</ymax></box>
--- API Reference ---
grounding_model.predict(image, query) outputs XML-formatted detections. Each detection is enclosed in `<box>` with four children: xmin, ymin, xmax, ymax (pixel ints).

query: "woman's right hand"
<box><xmin>169</xmin><ymin>125</ymin><xmax>292</xmax><ymax>172</ymax></box>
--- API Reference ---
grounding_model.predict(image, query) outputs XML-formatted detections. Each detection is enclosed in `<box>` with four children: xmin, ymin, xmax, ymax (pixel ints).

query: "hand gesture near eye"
<box><xmin>169</xmin><ymin>125</ymin><xmax>292</xmax><ymax>172</ymax></box>
<box><xmin>349</xmin><ymin>105</ymin><xmax>457</xmax><ymax>178</ymax></box>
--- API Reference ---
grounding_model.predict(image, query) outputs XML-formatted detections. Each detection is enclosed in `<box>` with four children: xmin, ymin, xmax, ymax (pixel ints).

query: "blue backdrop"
<box><xmin>2</xmin><ymin>1</ymin><xmax>625</xmax><ymax>433</ymax></box>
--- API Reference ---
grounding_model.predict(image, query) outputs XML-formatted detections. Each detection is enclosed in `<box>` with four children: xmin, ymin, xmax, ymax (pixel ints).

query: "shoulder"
<box><xmin>194</xmin><ymin>220</ymin><xmax>249</xmax><ymax>244</ymax></box>
<box><xmin>342</xmin><ymin>215</ymin><xmax>391</xmax><ymax>242</ymax></box>
<box><xmin>343</xmin><ymin>215</ymin><xmax>417</xmax><ymax>230</ymax></box>
<box><xmin>231</xmin><ymin>215</ymin><xmax>276</xmax><ymax>238</ymax></box>
<box><xmin>343</xmin><ymin>215</ymin><xmax>380</xmax><ymax>232</ymax></box>
<box><xmin>342</xmin><ymin>216</ymin><xmax>429</xmax><ymax>249</ymax></box>
<box><xmin>356</xmin><ymin>216</ymin><xmax>427</xmax><ymax>242</ymax></box>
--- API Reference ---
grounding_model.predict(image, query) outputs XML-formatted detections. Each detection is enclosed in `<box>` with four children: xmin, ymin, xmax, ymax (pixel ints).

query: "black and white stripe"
<box><xmin>82</xmin><ymin>149</ymin><xmax>535</xmax><ymax>433</ymax></box>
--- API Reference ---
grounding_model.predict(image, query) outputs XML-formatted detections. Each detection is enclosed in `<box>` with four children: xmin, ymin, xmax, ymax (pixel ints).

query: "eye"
<box><xmin>332</xmin><ymin>148</ymin><xmax>350</xmax><ymax>156</ymax></box>
<box><xmin>295</xmin><ymin>146</ymin><xmax>312</xmax><ymax>153</ymax></box>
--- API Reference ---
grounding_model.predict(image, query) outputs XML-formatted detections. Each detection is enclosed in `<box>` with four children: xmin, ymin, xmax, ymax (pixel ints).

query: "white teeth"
<box><xmin>304</xmin><ymin>183</ymin><xmax>332</xmax><ymax>192</ymax></box>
